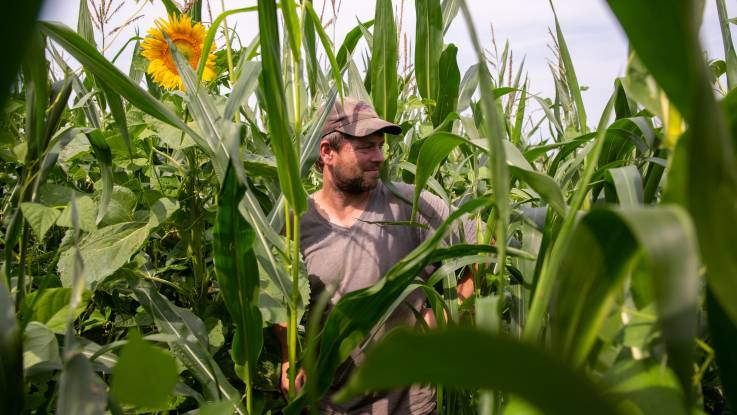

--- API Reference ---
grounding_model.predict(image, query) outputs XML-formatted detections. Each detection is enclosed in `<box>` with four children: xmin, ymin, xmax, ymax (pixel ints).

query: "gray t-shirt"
<box><xmin>300</xmin><ymin>182</ymin><xmax>476</xmax><ymax>415</ymax></box>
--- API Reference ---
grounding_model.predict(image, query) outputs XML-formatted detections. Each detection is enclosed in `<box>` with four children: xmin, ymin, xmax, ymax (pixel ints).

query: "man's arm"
<box><xmin>272</xmin><ymin>323</ymin><xmax>305</xmax><ymax>396</ymax></box>
<box><xmin>422</xmin><ymin>268</ymin><xmax>475</xmax><ymax>327</ymax></box>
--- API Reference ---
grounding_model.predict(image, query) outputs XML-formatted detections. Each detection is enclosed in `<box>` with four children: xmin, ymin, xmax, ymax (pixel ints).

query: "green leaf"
<box><xmin>56</xmin><ymin>195</ymin><xmax>97</xmax><ymax>233</ymax></box>
<box><xmin>23</xmin><ymin>28</ymin><xmax>48</xmax><ymax>163</ymax></box>
<box><xmin>432</xmin><ymin>44</ymin><xmax>460</xmax><ymax>129</ymax></box>
<box><xmin>336</xmin><ymin>20</ymin><xmax>375</xmax><ymax>69</ymax></box>
<box><xmin>0</xmin><ymin>283</ymin><xmax>22</xmax><ymax>413</ymax></box>
<box><xmin>606</xmin><ymin>0</ymin><xmax>737</xmax><ymax>328</ymax></box>
<box><xmin>58</xmin><ymin>221</ymin><xmax>148</xmax><ymax>287</ymax></box>
<box><xmin>457</xmin><ymin>63</ymin><xmax>479</xmax><ymax>112</ymax></box>
<box><xmin>58</xmin><ymin>199</ymin><xmax>178</xmax><ymax>288</ymax></box>
<box><xmin>441</xmin><ymin>0</ymin><xmax>460</xmax><ymax>33</ymax></box>
<box><xmin>0</xmin><ymin>0</ymin><xmax>44</xmax><ymax>110</ymax></box>
<box><xmin>459</xmin><ymin>0</ymin><xmax>510</xmax><ymax>279</ymax></box>
<box><xmin>20</xmin><ymin>202</ymin><xmax>60</xmax><ymax>240</ymax></box>
<box><xmin>334</xmin><ymin>328</ymin><xmax>621</xmax><ymax>415</ymax></box>
<box><xmin>257</xmin><ymin>0</ymin><xmax>308</xmax><ymax>215</ymax></box>
<box><xmin>160</xmin><ymin>0</ymin><xmax>181</xmax><ymax>16</ymax></box>
<box><xmin>491</xmin><ymin>140</ymin><xmax>567</xmax><ymax>217</ymax></box>
<box><xmin>111</xmin><ymin>334</ymin><xmax>178</xmax><ymax>409</ymax></box>
<box><xmin>411</xmin><ymin>132</ymin><xmax>467</xmax><ymax>219</ymax></box>
<box><xmin>84</xmin><ymin>129</ymin><xmax>114</xmax><ymax>224</ymax></box>
<box><xmin>303</xmin><ymin>2</ymin><xmax>345</xmax><ymax>100</ymax></box>
<box><xmin>130</xmin><ymin>286</ymin><xmax>246</xmax><ymax>414</ymax></box>
<box><xmin>415</xmin><ymin>0</ymin><xmax>443</xmax><ymax>102</ymax></box>
<box><xmin>213</xmin><ymin>167</ymin><xmax>263</xmax><ymax>391</ymax></box>
<box><xmin>77</xmin><ymin>0</ymin><xmax>96</xmax><ymax>47</ymax></box>
<box><xmin>98</xmin><ymin>186</ymin><xmax>138</xmax><ymax>227</ymax></box>
<box><xmin>97</xmin><ymin>79</ymin><xmax>132</xmax><ymax>158</ymax></box>
<box><xmin>603</xmin><ymin>359</ymin><xmax>687</xmax><ymax>415</ymax></box>
<box><xmin>370</xmin><ymin>0</ymin><xmax>399</xmax><ymax>121</ymax></box>
<box><xmin>280</xmin><ymin>0</ymin><xmax>301</xmax><ymax>61</ymax></box>
<box><xmin>196</xmin><ymin>6</ymin><xmax>257</xmax><ymax>81</ymax></box>
<box><xmin>21</xmin><ymin>288</ymin><xmax>91</xmax><ymax>334</ymax></box>
<box><xmin>549</xmin><ymin>0</ymin><xmax>587</xmax><ymax>132</ymax></box>
<box><xmin>608</xmin><ymin>166</ymin><xmax>643</xmax><ymax>207</ymax></box>
<box><xmin>551</xmin><ymin>206</ymin><xmax>699</xmax><ymax>399</ymax></box>
<box><xmin>23</xmin><ymin>321</ymin><xmax>61</xmax><ymax>370</ymax></box>
<box><xmin>706</xmin><ymin>288</ymin><xmax>737</xmax><ymax>409</ymax></box>
<box><xmin>57</xmin><ymin>354</ymin><xmax>107</xmax><ymax>415</ymax></box>
<box><xmin>224</xmin><ymin>61</ymin><xmax>261</xmax><ymax>121</ymax></box>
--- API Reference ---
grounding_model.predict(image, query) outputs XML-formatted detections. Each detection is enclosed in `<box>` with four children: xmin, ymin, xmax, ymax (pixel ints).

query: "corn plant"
<box><xmin>0</xmin><ymin>0</ymin><xmax>735</xmax><ymax>414</ymax></box>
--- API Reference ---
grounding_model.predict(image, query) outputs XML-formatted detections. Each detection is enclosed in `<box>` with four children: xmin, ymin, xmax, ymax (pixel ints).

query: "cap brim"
<box><xmin>336</xmin><ymin>118</ymin><xmax>402</xmax><ymax>137</ymax></box>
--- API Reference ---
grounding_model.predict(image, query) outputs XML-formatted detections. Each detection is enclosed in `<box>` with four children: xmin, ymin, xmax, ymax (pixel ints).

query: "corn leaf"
<box><xmin>370</xmin><ymin>0</ymin><xmax>399</xmax><ymax>121</ymax></box>
<box><xmin>57</xmin><ymin>354</ymin><xmax>107</xmax><ymax>415</ymax></box>
<box><xmin>440</xmin><ymin>0</ymin><xmax>460</xmax><ymax>34</ymax></box>
<box><xmin>334</xmin><ymin>328</ymin><xmax>622</xmax><ymax>415</ymax></box>
<box><xmin>0</xmin><ymin>0</ymin><xmax>44</xmax><ymax>109</ymax></box>
<box><xmin>84</xmin><ymin>130</ymin><xmax>113</xmax><ymax>224</ymax></box>
<box><xmin>548</xmin><ymin>0</ymin><xmax>587</xmax><ymax>132</ymax></box>
<box><xmin>336</xmin><ymin>20</ymin><xmax>375</xmax><ymax>70</ymax></box>
<box><xmin>0</xmin><ymin>283</ymin><xmax>22</xmax><ymax>413</ymax></box>
<box><xmin>257</xmin><ymin>0</ymin><xmax>308</xmax><ymax>215</ymax></box>
<box><xmin>706</xmin><ymin>288</ymin><xmax>737</xmax><ymax>410</ymax></box>
<box><xmin>606</xmin><ymin>0</ymin><xmax>737</xmax><ymax>328</ymax></box>
<box><xmin>131</xmin><ymin>285</ymin><xmax>246</xmax><ymax>414</ymax></box>
<box><xmin>432</xmin><ymin>44</ymin><xmax>460</xmax><ymax>129</ymax></box>
<box><xmin>608</xmin><ymin>165</ymin><xmax>643</xmax><ymax>207</ymax></box>
<box><xmin>415</xmin><ymin>0</ymin><xmax>443</xmax><ymax>102</ymax></box>
<box><xmin>303</xmin><ymin>2</ymin><xmax>344</xmax><ymax>99</ymax></box>
<box><xmin>77</xmin><ymin>0</ymin><xmax>96</xmax><ymax>47</ymax></box>
<box><xmin>551</xmin><ymin>206</ymin><xmax>699</xmax><ymax>400</ymax></box>
<box><xmin>213</xmin><ymin>167</ymin><xmax>263</xmax><ymax>395</ymax></box>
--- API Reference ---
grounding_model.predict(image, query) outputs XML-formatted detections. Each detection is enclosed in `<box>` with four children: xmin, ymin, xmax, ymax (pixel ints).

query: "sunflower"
<box><xmin>141</xmin><ymin>14</ymin><xmax>217</xmax><ymax>90</ymax></box>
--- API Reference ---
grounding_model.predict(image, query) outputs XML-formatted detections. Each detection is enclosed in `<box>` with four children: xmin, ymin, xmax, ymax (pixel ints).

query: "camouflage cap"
<box><xmin>321</xmin><ymin>97</ymin><xmax>402</xmax><ymax>138</ymax></box>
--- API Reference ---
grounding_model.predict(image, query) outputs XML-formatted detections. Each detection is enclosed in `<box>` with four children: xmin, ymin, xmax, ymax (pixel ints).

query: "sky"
<box><xmin>40</xmin><ymin>0</ymin><xmax>727</xmax><ymax>123</ymax></box>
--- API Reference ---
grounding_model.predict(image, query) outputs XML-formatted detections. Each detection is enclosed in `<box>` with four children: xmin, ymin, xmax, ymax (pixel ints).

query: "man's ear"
<box><xmin>319</xmin><ymin>140</ymin><xmax>334</xmax><ymax>166</ymax></box>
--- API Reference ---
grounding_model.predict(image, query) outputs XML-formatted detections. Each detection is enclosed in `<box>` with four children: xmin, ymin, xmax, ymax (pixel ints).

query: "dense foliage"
<box><xmin>1</xmin><ymin>0</ymin><xmax>736</xmax><ymax>414</ymax></box>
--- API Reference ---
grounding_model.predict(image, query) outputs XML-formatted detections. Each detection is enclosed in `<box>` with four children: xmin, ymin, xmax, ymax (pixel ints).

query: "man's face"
<box><xmin>327</xmin><ymin>133</ymin><xmax>385</xmax><ymax>194</ymax></box>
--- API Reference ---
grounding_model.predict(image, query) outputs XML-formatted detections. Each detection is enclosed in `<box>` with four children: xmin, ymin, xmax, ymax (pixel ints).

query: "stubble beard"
<box><xmin>329</xmin><ymin>164</ymin><xmax>379</xmax><ymax>195</ymax></box>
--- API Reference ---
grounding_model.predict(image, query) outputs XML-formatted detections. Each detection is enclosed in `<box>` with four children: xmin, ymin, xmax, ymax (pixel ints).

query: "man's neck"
<box><xmin>313</xmin><ymin>180</ymin><xmax>375</xmax><ymax>227</ymax></box>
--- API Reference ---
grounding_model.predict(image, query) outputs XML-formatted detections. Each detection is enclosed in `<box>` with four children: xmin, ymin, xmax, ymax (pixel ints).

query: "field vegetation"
<box><xmin>1</xmin><ymin>0</ymin><xmax>737</xmax><ymax>414</ymax></box>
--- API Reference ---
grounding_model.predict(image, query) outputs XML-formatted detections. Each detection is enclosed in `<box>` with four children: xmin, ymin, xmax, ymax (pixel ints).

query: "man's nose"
<box><xmin>371</xmin><ymin>147</ymin><xmax>385</xmax><ymax>163</ymax></box>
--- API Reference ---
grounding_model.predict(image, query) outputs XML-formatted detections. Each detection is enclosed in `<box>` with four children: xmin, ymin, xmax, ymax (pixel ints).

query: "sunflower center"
<box><xmin>173</xmin><ymin>40</ymin><xmax>197</xmax><ymax>61</ymax></box>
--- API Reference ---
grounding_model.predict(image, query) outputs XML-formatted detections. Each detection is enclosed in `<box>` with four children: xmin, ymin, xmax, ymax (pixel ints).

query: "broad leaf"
<box><xmin>111</xmin><ymin>335</ymin><xmax>178</xmax><ymax>409</ymax></box>
<box><xmin>21</xmin><ymin>288</ymin><xmax>91</xmax><ymax>334</ymax></box>
<box><xmin>20</xmin><ymin>202</ymin><xmax>60</xmax><ymax>240</ymax></box>
<box><xmin>23</xmin><ymin>321</ymin><xmax>61</xmax><ymax>370</ymax></box>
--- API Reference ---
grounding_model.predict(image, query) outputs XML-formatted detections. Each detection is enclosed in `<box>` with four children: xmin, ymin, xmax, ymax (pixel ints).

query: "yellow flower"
<box><xmin>141</xmin><ymin>14</ymin><xmax>216</xmax><ymax>90</ymax></box>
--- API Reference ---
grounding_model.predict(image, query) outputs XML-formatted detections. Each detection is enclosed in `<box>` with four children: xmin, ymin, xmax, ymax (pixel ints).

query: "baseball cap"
<box><xmin>321</xmin><ymin>96</ymin><xmax>402</xmax><ymax>138</ymax></box>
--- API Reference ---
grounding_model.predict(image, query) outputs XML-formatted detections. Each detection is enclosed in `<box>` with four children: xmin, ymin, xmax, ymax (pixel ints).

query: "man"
<box><xmin>275</xmin><ymin>97</ymin><xmax>475</xmax><ymax>414</ymax></box>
